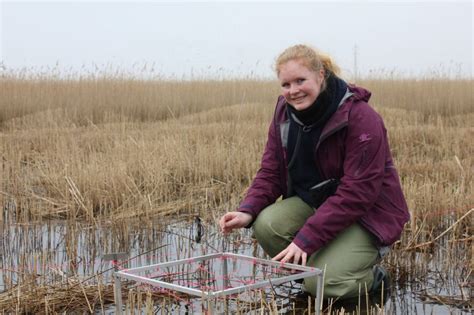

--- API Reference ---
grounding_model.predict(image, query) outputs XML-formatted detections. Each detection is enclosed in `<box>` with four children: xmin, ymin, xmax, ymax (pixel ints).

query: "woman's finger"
<box><xmin>219</xmin><ymin>213</ymin><xmax>232</xmax><ymax>227</ymax></box>
<box><xmin>281</xmin><ymin>250</ymin><xmax>294</xmax><ymax>264</ymax></box>
<box><xmin>272</xmin><ymin>248</ymin><xmax>288</xmax><ymax>261</ymax></box>
<box><xmin>301</xmin><ymin>253</ymin><xmax>307</xmax><ymax>266</ymax></box>
<box><xmin>225</xmin><ymin>217</ymin><xmax>240</xmax><ymax>229</ymax></box>
<box><xmin>292</xmin><ymin>252</ymin><xmax>300</xmax><ymax>265</ymax></box>
<box><xmin>219</xmin><ymin>217</ymin><xmax>227</xmax><ymax>230</ymax></box>
<box><xmin>220</xmin><ymin>213</ymin><xmax>237</xmax><ymax>231</ymax></box>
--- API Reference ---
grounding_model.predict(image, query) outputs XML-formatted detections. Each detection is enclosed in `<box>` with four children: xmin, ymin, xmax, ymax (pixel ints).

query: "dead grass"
<box><xmin>1</xmin><ymin>77</ymin><xmax>472</xmax><ymax>223</ymax></box>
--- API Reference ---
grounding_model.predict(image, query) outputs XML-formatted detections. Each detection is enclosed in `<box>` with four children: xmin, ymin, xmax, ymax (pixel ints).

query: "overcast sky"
<box><xmin>1</xmin><ymin>0</ymin><xmax>472</xmax><ymax>79</ymax></box>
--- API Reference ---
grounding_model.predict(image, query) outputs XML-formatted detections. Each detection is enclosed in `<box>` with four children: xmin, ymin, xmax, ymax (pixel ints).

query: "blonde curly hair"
<box><xmin>275</xmin><ymin>44</ymin><xmax>341</xmax><ymax>77</ymax></box>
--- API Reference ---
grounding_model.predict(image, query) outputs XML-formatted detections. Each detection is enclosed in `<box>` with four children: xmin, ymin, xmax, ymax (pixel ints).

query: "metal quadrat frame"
<box><xmin>114</xmin><ymin>252</ymin><xmax>323</xmax><ymax>314</ymax></box>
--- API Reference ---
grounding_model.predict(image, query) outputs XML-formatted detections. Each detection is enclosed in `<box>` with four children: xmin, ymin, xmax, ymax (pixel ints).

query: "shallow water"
<box><xmin>0</xmin><ymin>218</ymin><xmax>471</xmax><ymax>314</ymax></box>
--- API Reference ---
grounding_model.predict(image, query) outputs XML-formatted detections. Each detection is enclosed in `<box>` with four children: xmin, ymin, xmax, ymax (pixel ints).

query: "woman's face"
<box><xmin>278</xmin><ymin>59</ymin><xmax>324</xmax><ymax>111</ymax></box>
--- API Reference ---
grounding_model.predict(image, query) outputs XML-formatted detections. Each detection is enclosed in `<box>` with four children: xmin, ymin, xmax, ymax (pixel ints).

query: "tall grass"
<box><xmin>1</xmin><ymin>75</ymin><xmax>472</xmax><ymax>222</ymax></box>
<box><xmin>0</xmin><ymin>78</ymin><xmax>279</xmax><ymax>127</ymax></box>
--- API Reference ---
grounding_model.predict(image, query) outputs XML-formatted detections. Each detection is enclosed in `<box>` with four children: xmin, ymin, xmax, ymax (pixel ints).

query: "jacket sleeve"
<box><xmin>293</xmin><ymin>102</ymin><xmax>387</xmax><ymax>255</ymax></box>
<box><xmin>238</xmin><ymin>99</ymin><xmax>285</xmax><ymax>223</ymax></box>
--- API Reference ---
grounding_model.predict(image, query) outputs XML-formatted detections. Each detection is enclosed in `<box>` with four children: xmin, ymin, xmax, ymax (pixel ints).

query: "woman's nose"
<box><xmin>289</xmin><ymin>85</ymin><xmax>299</xmax><ymax>95</ymax></box>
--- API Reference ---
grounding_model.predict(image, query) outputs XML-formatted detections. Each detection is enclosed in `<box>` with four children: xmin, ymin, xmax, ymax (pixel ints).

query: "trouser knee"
<box><xmin>253</xmin><ymin>212</ymin><xmax>292</xmax><ymax>257</ymax></box>
<box><xmin>253</xmin><ymin>197</ymin><xmax>314</xmax><ymax>258</ymax></box>
<box><xmin>302</xmin><ymin>224</ymin><xmax>379</xmax><ymax>298</ymax></box>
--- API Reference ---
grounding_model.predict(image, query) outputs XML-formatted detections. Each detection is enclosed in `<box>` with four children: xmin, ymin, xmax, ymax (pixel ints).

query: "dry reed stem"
<box><xmin>404</xmin><ymin>208</ymin><xmax>473</xmax><ymax>251</ymax></box>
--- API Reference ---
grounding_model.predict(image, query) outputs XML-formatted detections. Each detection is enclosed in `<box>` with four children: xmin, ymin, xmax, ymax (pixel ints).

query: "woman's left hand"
<box><xmin>272</xmin><ymin>242</ymin><xmax>307</xmax><ymax>266</ymax></box>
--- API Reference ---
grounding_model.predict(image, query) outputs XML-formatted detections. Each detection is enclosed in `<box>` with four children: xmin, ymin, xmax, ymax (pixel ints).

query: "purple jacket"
<box><xmin>238</xmin><ymin>85</ymin><xmax>410</xmax><ymax>255</ymax></box>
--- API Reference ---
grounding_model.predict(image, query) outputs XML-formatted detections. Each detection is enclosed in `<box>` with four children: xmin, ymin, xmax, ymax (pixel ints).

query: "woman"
<box><xmin>219</xmin><ymin>44</ymin><xmax>409</xmax><ymax>299</ymax></box>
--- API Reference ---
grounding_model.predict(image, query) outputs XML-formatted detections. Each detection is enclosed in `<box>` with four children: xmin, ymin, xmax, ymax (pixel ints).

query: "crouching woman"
<box><xmin>219</xmin><ymin>44</ymin><xmax>410</xmax><ymax>300</ymax></box>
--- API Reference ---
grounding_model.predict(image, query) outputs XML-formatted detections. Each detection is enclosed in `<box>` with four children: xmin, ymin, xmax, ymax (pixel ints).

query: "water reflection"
<box><xmin>0</xmin><ymin>218</ymin><xmax>471</xmax><ymax>314</ymax></box>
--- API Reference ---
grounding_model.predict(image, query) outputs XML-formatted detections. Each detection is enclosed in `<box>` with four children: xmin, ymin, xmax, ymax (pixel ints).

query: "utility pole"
<box><xmin>353</xmin><ymin>44</ymin><xmax>358</xmax><ymax>82</ymax></box>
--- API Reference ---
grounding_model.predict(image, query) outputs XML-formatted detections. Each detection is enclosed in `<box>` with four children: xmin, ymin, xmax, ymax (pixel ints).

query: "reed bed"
<box><xmin>0</xmin><ymin>73</ymin><xmax>472</xmax><ymax>313</ymax></box>
<box><xmin>0</xmin><ymin>276</ymin><xmax>116</xmax><ymax>313</ymax></box>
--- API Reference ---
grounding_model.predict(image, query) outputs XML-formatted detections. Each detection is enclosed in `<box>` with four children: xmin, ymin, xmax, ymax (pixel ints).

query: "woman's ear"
<box><xmin>316</xmin><ymin>69</ymin><xmax>325</xmax><ymax>84</ymax></box>
<box><xmin>321</xmin><ymin>68</ymin><xmax>328</xmax><ymax>79</ymax></box>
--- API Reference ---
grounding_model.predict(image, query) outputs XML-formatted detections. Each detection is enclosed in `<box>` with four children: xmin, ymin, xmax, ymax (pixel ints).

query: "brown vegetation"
<box><xmin>0</xmin><ymin>74</ymin><xmax>472</xmax><ymax>313</ymax></box>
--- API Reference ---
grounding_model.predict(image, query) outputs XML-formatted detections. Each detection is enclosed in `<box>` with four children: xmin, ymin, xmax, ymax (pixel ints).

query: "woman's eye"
<box><xmin>281</xmin><ymin>83</ymin><xmax>289</xmax><ymax>88</ymax></box>
<box><xmin>297</xmin><ymin>79</ymin><xmax>305</xmax><ymax>84</ymax></box>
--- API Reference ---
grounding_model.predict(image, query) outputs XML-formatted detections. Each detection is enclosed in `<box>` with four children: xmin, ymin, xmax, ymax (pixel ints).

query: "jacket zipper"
<box><xmin>315</xmin><ymin>122</ymin><xmax>348</xmax><ymax>152</ymax></box>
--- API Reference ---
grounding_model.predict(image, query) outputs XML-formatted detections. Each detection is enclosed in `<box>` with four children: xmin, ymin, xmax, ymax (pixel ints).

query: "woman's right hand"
<box><xmin>219</xmin><ymin>212</ymin><xmax>253</xmax><ymax>234</ymax></box>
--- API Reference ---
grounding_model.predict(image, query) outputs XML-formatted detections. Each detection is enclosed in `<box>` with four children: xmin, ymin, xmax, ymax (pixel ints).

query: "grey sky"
<box><xmin>1</xmin><ymin>0</ymin><xmax>472</xmax><ymax>79</ymax></box>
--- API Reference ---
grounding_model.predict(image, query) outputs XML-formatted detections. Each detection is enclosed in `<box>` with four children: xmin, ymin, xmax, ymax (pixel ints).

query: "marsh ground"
<box><xmin>0</xmin><ymin>76</ymin><xmax>472</xmax><ymax>313</ymax></box>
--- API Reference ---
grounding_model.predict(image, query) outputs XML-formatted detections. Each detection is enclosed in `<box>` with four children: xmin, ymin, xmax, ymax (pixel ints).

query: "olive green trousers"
<box><xmin>253</xmin><ymin>196</ymin><xmax>379</xmax><ymax>298</ymax></box>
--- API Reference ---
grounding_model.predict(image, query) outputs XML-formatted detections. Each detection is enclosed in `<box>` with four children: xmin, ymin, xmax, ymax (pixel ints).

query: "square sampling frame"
<box><xmin>114</xmin><ymin>252</ymin><xmax>323</xmax><ymax>314</ymax></box>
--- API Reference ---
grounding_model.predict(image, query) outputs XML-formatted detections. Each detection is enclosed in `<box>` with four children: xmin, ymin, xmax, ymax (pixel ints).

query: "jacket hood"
<box><xmin>348</xmin><ymin>84</ymin><xmax>371</xmax><ymax>103</ymax></box>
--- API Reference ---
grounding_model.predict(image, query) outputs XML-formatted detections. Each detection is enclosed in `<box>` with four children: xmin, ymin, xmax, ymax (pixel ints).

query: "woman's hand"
<box><xmin>272</xmin><ymin>242</ymin><xmax>308</xmax><ymax>266</ymax></box>
<box><xmin>219</xmin><ymin>212</ymin><xmax>253</xmax><ymax>234</ymax></box>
